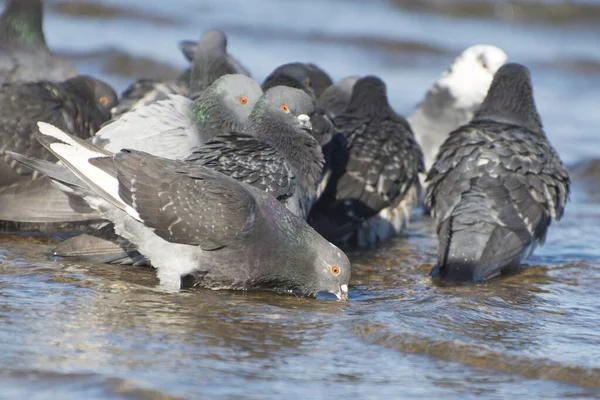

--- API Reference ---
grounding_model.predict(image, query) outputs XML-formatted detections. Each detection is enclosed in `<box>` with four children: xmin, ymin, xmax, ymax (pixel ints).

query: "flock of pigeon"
<box><xmin>0</xmin><ymin>0</ymin><xmax>570</xmax><ymax>300</ymax></box>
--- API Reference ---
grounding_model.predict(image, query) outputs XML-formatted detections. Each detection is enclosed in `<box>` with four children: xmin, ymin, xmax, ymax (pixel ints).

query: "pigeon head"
<box><xmin>343</xmin><ymin>75</ymin><xmax>391</xmax><ymax>116</ymax></box>
<box><xmin>191</xmin><ymin>74</ymin><xmax>262</xmax><ymax>135</ymax></box>
<box><xmin>473</xmin><ymin>63</ymin><xmax>543</xmax><ymax>134</ymax></box>
<box><xmin>0</xmin><ymin>0</ymin><xmax>46</xmax><ymax>49</ymax></box>
<box><xmin>62</xmin><ymin>76</ymin><xmax>118</xmax><ymax>120</ymax></box>
<box><xmin>317</xmin><ymin>75</ymin><xmax>360</xmax><ymax>118</ymax></box>
<box><xmin>189</xmin><ymin>29</ymin><xmax>235</xmax><ymax>96</ymax></box>
<box><xmin>262</xmin><ymin>63</ymin><xmax>315</xmax><ymax>99</ymax></box>
<box><xmin>197</xmin><ymin>29</ymin><xmax>227</xmax><ymax>54</ymax></box>
<box><xmin>306</xmin><ymin>63</ymin><xmax>333</xmax><ymax>98</ymax></box>
<box><xmin>249</xmin><ymin>85</ymin><xmax>315</xmax><ymax>137</ymax></box>
<box><xmin>310</xmin><ymin>237</ymin><xmax>351</xmax><ymax>300</ymax></box>
<box><xmin>438</xmin><ymin>44</ymin><xmax>508</xmax><ymax>111</ymax></box>
<box><xmin>259</xmin><ymin>192</ymin><xmax>351</xmax><ymax>300</ymax></box>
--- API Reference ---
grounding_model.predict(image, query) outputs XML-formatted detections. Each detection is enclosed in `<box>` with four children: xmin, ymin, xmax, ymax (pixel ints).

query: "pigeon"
<box><xmin>306</xmin><ymin>63</ymin><xmax>333</xmax><ymax>98</ymax></box>
<box><xmin>407</xmin><ymin>45</ymin><xmax>508</xmax><ymax>174</ymax></box>
<box><xmin>112</xmin><ymin>29</ymin><xmax>250</xmax><ymax>117</ymax></box>
<box><xmin>50</xmin><ymin>84</ymin><xmax>321</xmax><ymax>264</ymax></box>
<box><xmin>309</xmin><ymin>76</ymin><xmax>424</xmax><ymax>247</ymax></box>
<box><xmin>317</xmin><ymin>76</ymin><xmax>360</xmax><ymax>119</ymax></box>
<box><xmin>188</xmin><ymin>29</ymin><xmax>251</xmax><ymax>96</ymax></box>
<box><xmin>262</xmin><ymin>62</ymin><xmax>314</xmax><ymax>98</ymax></box>
<box><xmin>262</xmin><ymin>62</ymin><xmax>335</xmax><ymax>149</ymax></box>
<box><xmin>19</xmin><ymin>122</ymin><xmax>352</xmax><ymax>299</ymax></box>
<box><xmin>0</xmin><ymin>0</ymin><xmax>77</xmax><ymax>84</ymax></box>
<box><xmin>110</xmin><ymin>79</ymin><xmax>189</xmax><ymax>118</ymax></box>
<box><xmin>94</xmin><ymin>74</ymin><xmax>263</xmax><ymax>160</ymax></box>
<box><xmin>425</xmin><ymin>63</ymin><xmax>570</xmax><ymax>282</ymax></box>
<box><xmin>185</xmin><ymin>86</ymin><xmax>324</xmax><ymax>220</ymax></box>
<box><xmin>0</xmin><ymin>75</ymin><xmax>117</xmax><ymax>225</ymax></box>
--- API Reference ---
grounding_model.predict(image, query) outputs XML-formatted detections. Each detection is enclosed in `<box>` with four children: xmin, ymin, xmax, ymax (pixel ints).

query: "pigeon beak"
<box><xmin>334</xmin><ymin>284</ymin><xmax>349</xmax><ymax>301</ymax></box>
<box><xmin>297</xmin><ymin>114</ymin><xmax>312</xmax><ymax>132</ymax></box>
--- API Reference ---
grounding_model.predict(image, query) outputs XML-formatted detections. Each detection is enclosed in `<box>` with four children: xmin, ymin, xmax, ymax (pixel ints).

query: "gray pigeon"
<box><xmin>21</xmin><ymin>122</ymin><xmax>352</xmax><ymax>299</ymax></box>
<box><xmin>189</xmin><ymin>29</ymin><xmax>251</xmax><ymax>96</ymax></box>
<box><xmin>0</xmin><ymin>75</ymin><xmax>117</xmax><ymax>225</ymax></box>
<box><xmin>0</xmin><ymin>0</ymin><xmax>77</xmax><ymax>84</ymax></box>
<box><xmin>317</xmin><ymin>76</ymin><xmax>360</xmax><ymax>119</ymax></box>
<box><xmin>262</xmin><ymin>62</ymin><xmax>334</xmax><ymax>149</ymax></box>
<box><xmin>425</xmin><ymin>63</ymin><xmax>570</xmax><ymax>282</ymax></box>
<box><xmin>262</xmin><ymin>62</ymin><xmax>314</xmax><ymax>98</ymax></box>
<box><xmin>185</xmin><ymin>86</ymin><xmax>324</xmax><ymax>220</ymax></box>
<box><xmin>407</xmin><ymin>45</ymin><xmax>508</xmax><ymax>174</ymax></box>
<box><xmin>306</xmin><ymin>63</ymin><xmax>333</xmax><ymax>99</ymax></box>
<box><xmin>112</xmin><ymin>29</ymin><xmax>250</xmax><ymax>117</ymax></box>
<box><xmin>95</xmin><ymin>74</ymin><xmax>263</xmax><ymax>160</ymax></box>
<box><xmin>309</xmin><ymin>76</ymin><xmax>424</xmax><ymax>247</ymax></box>
<box><xmin>42</xmin><ymin>85</ymin><xmax>321</xmax><ymax>264</ymax></box>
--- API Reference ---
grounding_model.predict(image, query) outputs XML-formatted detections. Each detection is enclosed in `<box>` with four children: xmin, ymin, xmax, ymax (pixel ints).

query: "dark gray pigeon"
<box><xmin>21</xmin><ymin>122</ymin><xmax>352</xmax><ymax>299</ymax></box>
<box><xmin>306</xmin><ymin>63</ymin><xmax>333</xmax><ymax>99</ymax></box>
<box><xmin>0</xmin><ymin>0</ymin><xmax>77</xmax><ymax>84</ymax></box>
<box><xmin>0</xmin><ymin>75</ymin><xmax>117</xmax><ymax>225</ymax></box>
<box><xmin>425</xmin><ymin>63</ymin><xmax>570</xmax><ymax>282</ymax></box>
<box><xmin>309</xmin><ymin>76</ymin><xmax>424</xmax><ymax>247</ymax></box>
<box><xmin>317</xmin><ymin>76</ymin><xmax>360</xmax><ymax>119</ymax></box>
<box><xmin>186</xmin><ymin>86</ymin><xmax>324</xmax><ymax>220</ymax></box>
<box><xmin>262</xmin><ymin>62</ymin><xmax>334</xmax><ymax>149</ymax></box>
<box><xmin>189</xmin><ymin>29</ymin><xmax>251</xmax><ymax>96</ymax></box>
<box><xmin>262</xmin><ymin>62</ymin><xmax>314</xmax><ymax>98</ymax></box>
<box><xmin>95</xmin><ymin>74</ymin><xmax>262</xmax><ymax>160</ymax></box>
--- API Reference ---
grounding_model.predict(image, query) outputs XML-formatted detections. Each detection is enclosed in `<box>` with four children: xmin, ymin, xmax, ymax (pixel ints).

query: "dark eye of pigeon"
<box><xmin>330</xmin><ymin>266</ymin><xmax>340</xmax><ymax>275</ymax></box>
<box><xmin>99</xmin><ymin>96</ymin><xmax>108</xmax><ymax>106</ymax></box>
<box><xmin>281</xmin><ymin>104</ymin><xmax>290</xmax><ymax>113</ymax></box>
<box><xmin>239</xmin><ymin>96</ymin><xmax>248</xmax><ymax>105</ymax></box>
<box><xmin>479</xmin><ymin>58</ymin><xmax>488</xmax><ymax>70</ymax></box>
<box><xmin>304</xmin><ymin>78</ymin><xmax>311</xmax><ymax>87</ymax></box>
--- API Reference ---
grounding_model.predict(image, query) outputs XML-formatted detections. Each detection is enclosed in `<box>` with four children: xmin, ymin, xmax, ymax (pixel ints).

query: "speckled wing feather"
<box><xmin>185</xmin><ymin>133</ymin><xmax>296</xmax><ymax>201</ymax></box>
<box><xmin>334</xmin><ymin>113</ymin><xmax>424</xmax><ymax>218</ymax></box>
<box><xmin>426</xmin><ymin>121</ymin><xmax>570</xmax><ymax>274</ymax></box>
<box><xmin>0</xmin><ymin>81</ymin><xmax>85</xmax><ymax>178</ymax></box>
<box><xmin>115</xmin><ymin>150</ymin><xmax>258</xmax><ymax>250</ymax></box>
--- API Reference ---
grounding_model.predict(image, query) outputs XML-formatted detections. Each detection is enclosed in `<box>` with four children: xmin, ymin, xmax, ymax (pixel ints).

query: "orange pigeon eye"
<box><xmin>239</xmin><ymin>96</ymin><xmax>248</xmax><ymax>105</ymax></box>
<box><xmin>330</xmin><ymin>266</ymin><xmax>340</xmax><ymax>275</ymax></box>
<box><xmin>304</xmin><ymin>78</ymin><xmax>311</xmax><ymax>87</ymax></box>
<box><xmin>281</xmin><ymin>104</ymin><xmax>289</xmax><ymax>113</ymax></box>
<box><xmin>99</xmin><ymin>96</ymin><xmax>108</xmax><ymax>106</ymax></box>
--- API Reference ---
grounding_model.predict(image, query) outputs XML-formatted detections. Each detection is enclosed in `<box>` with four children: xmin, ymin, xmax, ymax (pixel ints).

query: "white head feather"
<box><xmin>438</xmin><ymin>44</ymin><xmax>508</xmax><ymax>111</ymax></box>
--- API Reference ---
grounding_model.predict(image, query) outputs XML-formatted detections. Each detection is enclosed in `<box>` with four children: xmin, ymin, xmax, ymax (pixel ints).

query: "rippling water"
<box><xmin>1</xmin><ymin>0</ymin><xmax>600</xmax><ymax>398</ymax></box>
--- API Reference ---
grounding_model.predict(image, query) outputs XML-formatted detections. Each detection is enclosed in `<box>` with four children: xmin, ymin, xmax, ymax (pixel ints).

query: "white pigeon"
<box><xmin>407</xmin><ymin>45</ymin><xmax>508</xmax><ymax>175</ymax></box>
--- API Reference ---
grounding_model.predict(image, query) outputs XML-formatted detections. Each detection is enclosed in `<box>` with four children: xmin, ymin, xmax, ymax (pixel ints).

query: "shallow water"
<box><xmin>1</xmin><ymin>0</ymin><xmax>600</xmax><ymax>398</ymax></box>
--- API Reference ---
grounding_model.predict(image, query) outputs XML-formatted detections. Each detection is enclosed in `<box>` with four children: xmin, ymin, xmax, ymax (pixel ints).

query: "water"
<box><xmin>1</xmin><ymin>0</ymin><xmax>600</xmax><ymax>398</ymax></box>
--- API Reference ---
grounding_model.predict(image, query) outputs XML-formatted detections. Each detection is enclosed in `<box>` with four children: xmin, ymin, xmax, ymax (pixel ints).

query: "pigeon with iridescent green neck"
<box><xmin>95</xmin><ymin>74</ymin><xmax>263</xmax><ymax>160</ymax></box>
<box><xmin>13</xmin><ymin>122</ymin><xmax>352</xmax><ymax>299</ymax></box>
<box><xmin>186</xmin><ymin>86</ymin><xmax>324</xmax><ymax>220</ymax></box>
<box><xmin>0</xmin><ymin>0</ymin><xmax>77</xmax><ymax>84</ymax></box>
